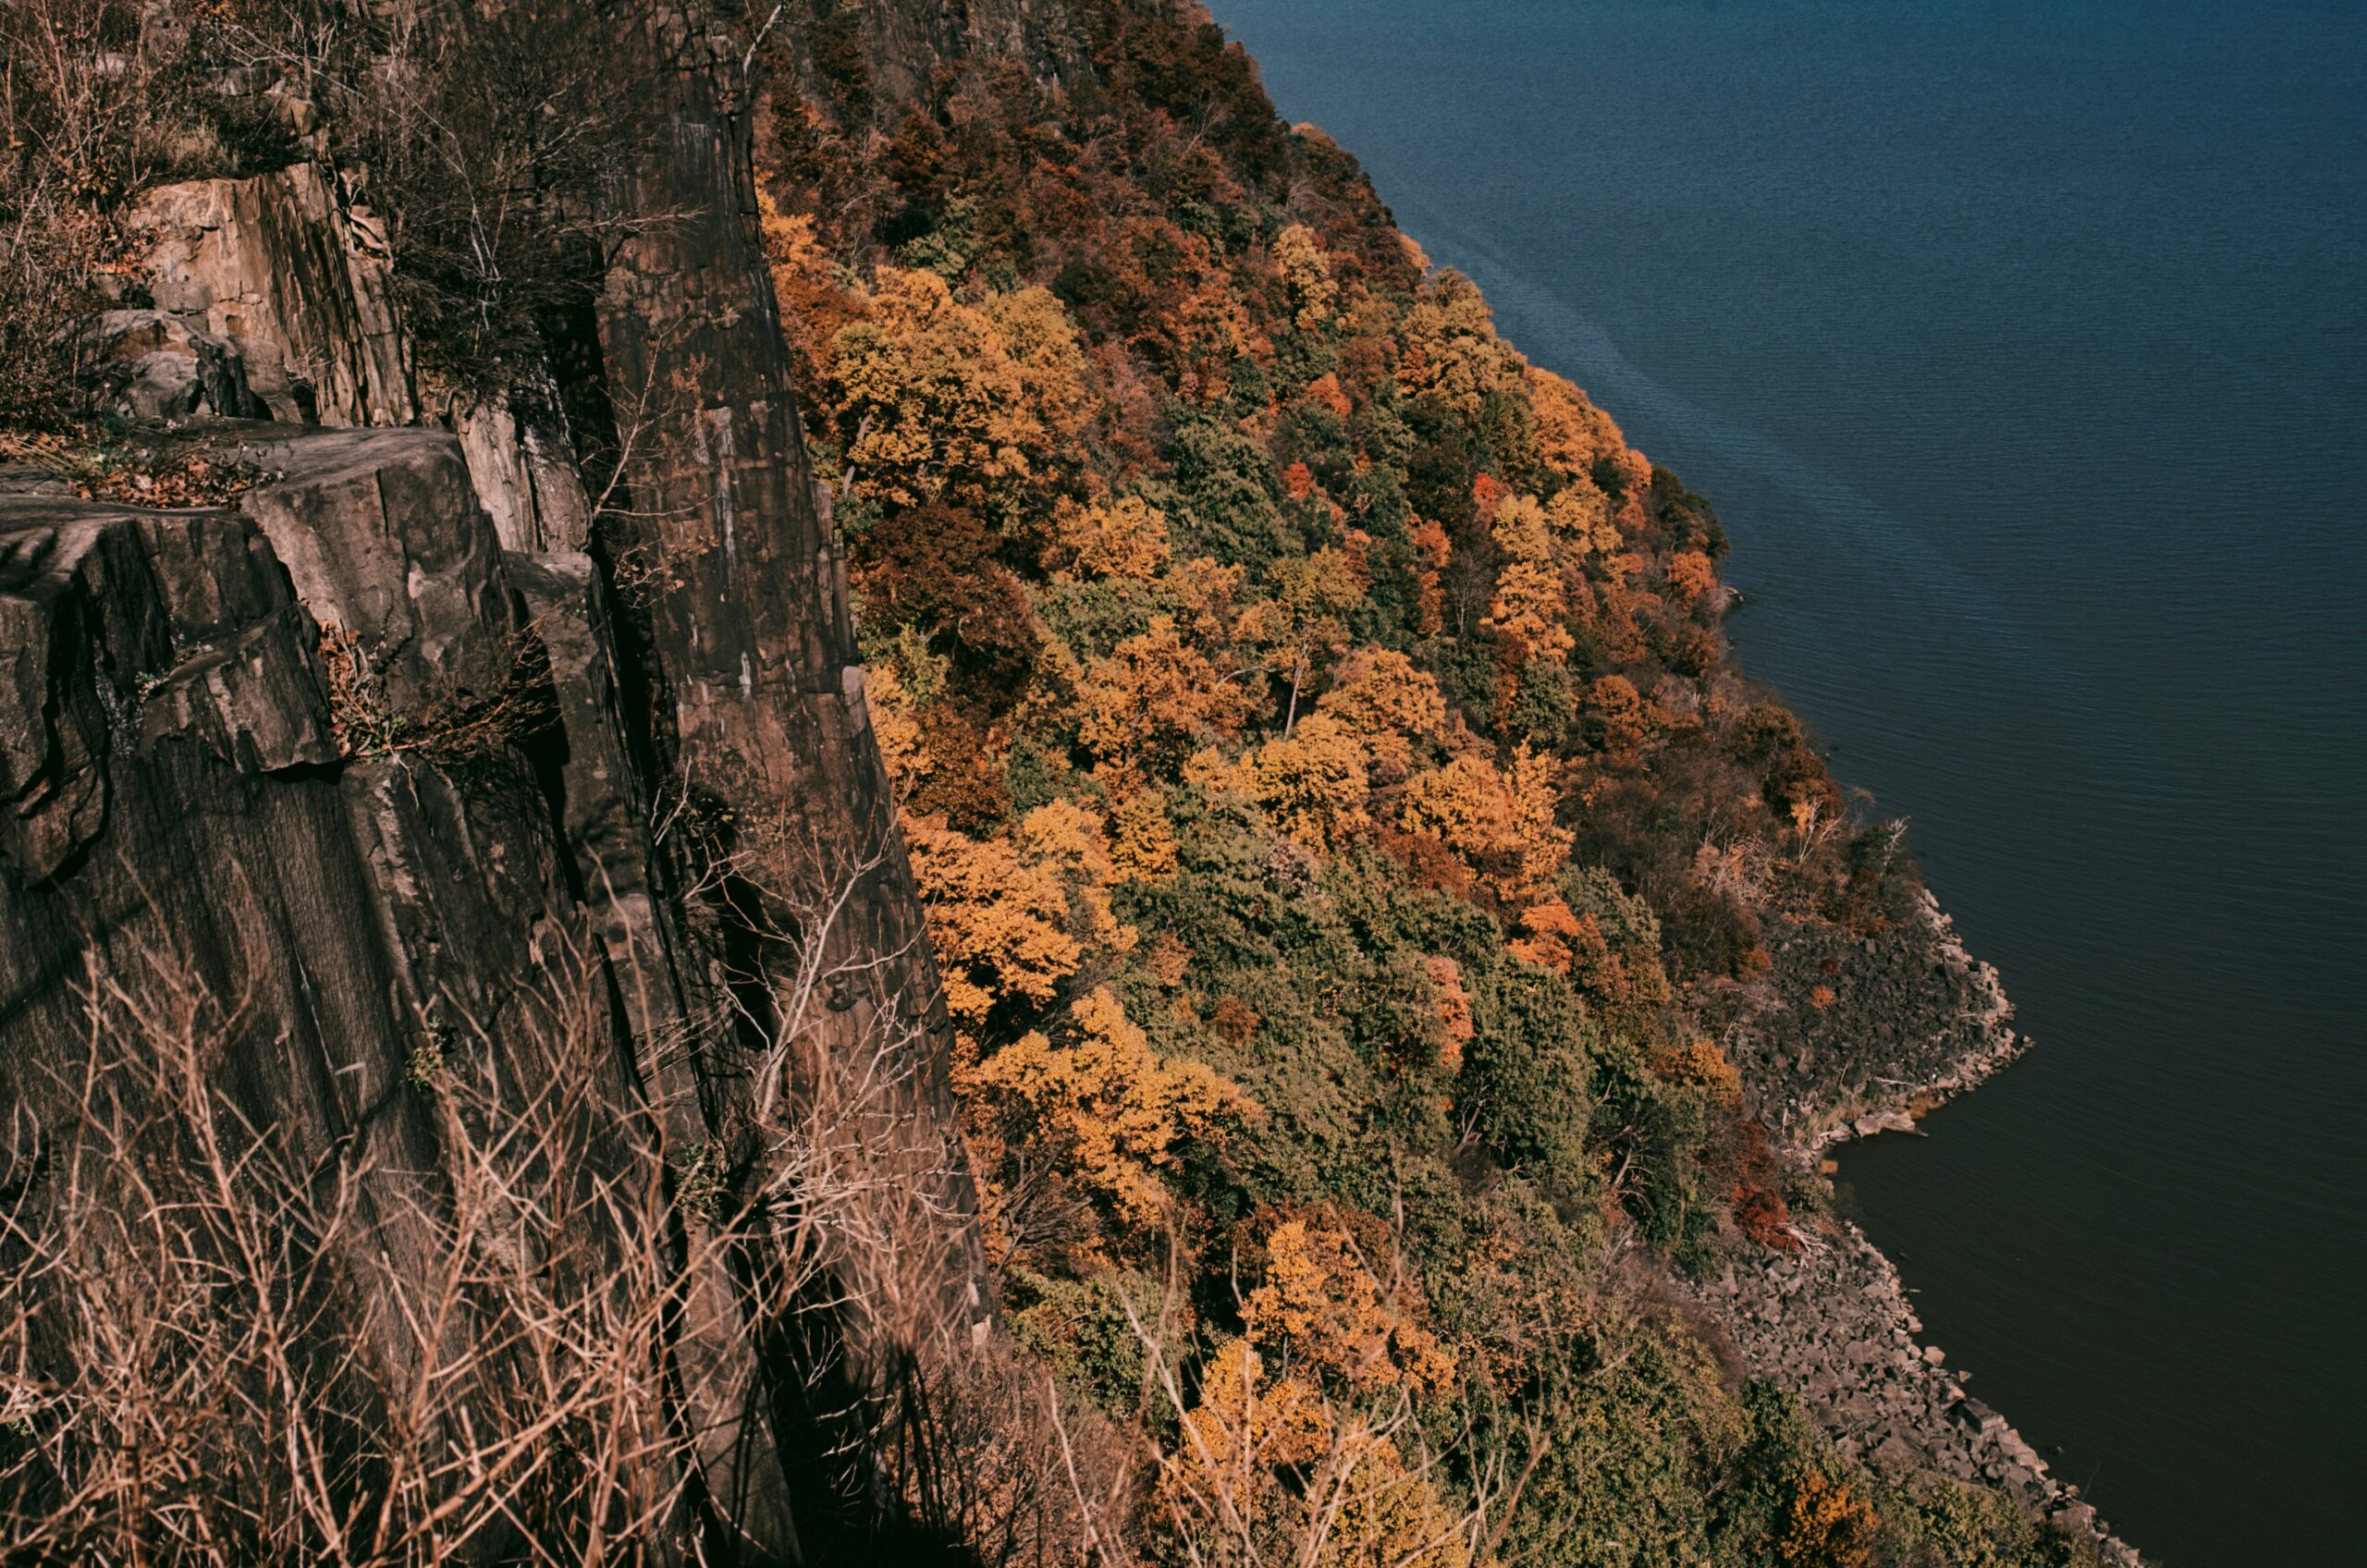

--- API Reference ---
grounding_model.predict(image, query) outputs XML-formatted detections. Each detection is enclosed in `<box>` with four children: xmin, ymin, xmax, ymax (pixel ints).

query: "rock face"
<box><xmin>3</xmin><ymin>15</ymin><xmax>986</xmax><ymax>1562</ymax></box>
<box><xmin>136</xmin><ymin>164</ymin><xmax>414</xmax><ymax>427</ymax></box>
<box><xmin>130</xmin><ymin>164</ymin><xmax>593</xmax><ymax>554</ymax></box>
<box><xmin>0</xmin><ymin>424</ymin><xmax>804</xmax><ymax>1555</ymax></box>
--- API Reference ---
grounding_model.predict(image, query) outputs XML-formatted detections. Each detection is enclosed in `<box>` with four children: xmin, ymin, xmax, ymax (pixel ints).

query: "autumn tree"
<box><xmin>824</xmin><ymin>265</ymin><xmax>1093</xmax><ymax>528</ymax></box>
<box><xmin>1316</xmin><ymin>648</ymin><xmax>1447</xmax><ymax>783</ymax></box>
<box><xmin>905</xmin><ymin>800</ymin><xmax>1132</xmax><ymax>1024</ymax></box>
<box><xmin>852</xmin><ymin>501</ymin><xmax>1039</xmax><ymax>712</ymax></box>
<box><xmin>1244</xmin><ymin>1220</ymin><xmax>1453</xmax><ymax>1396</ymax></box>
<box><xmin>1078</xmin><ymin>616</ymin><xmax>1257</xmax><ymax>779</ymax></box>
<box><xmin>1232</xmin><ymin>714</ymin><xmax>1372</xmax><ymax>854</ymax></box>
<box><xmin>963</xmin><ymin>986</ymin><xmax>1246</xmax><ymax>1249</ymax></box>
<box><xmin>1399</xmin><ymin>746</ymin><xmax>1573</xmax><ymax>902</ymax></box>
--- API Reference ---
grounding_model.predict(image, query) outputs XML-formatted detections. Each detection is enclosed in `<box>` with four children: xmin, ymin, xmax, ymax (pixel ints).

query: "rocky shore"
<box><xmin>1687</xmin><ymin>890</ymin><xmax>2145</xmax><ymax>1565</ymax></box>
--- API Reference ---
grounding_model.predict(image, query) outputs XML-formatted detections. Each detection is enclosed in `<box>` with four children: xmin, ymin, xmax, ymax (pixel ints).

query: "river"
<box><xmin>1212</xmin><ymin>2</ymin><xmax>2367</xmax><ymax>1560</ymax></box>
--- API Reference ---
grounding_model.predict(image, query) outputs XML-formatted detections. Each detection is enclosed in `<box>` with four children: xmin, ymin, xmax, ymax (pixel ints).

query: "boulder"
<box><xmin>76</xmin><ymin>309</ymin><xmax>266</xmax><ymax>423</ymax></box>
<box><xmin>134</xmin><ymin>164</ymin><xmax>414</xmax><ymax>428</ymax></box>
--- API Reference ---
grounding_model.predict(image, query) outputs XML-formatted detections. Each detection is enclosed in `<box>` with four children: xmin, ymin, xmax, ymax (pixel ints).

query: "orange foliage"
<box><xmin>1407</xmin><ymin>518</ymin><xmax>1451</xmax><ymax>636</ymax></box>
<box><xmin>1398</xmin><ymin>746</ymin><xmax>1572</xmax><ymax>902</ymax></box>
<box><xmin>1300</xmin><ymin>371</ymin><xmax>1353</xmax><ymax>422</ymax></box>
<box><xmin>1667</xmin><ymin>547</ymin><xmax>1718</xmax><ymax>604</ymax></box>
<box><xmin>1587</xmin><ymin>673</ymin><xmax>1653</xmax><ymax>755</ymax></box>
<box><xmin>1777</xmin><ymin>1470</ymin><xmax>1879</xmax><ymax>1568</ymax></box>
<box><xmin>1078</xmin><ymin>617</ymin><xmax>1256</xmax><ymax>778</ymax></box>
<box><xmin>1244</xmin><ymin>1220</ymin><xmax>1454</xmax><ymax>1396</ymax></box>
<box><xmin>1524</xmin><ymin>366</ymin><xmax>1629</xmax><ymax>483</ymax></box>
<box><xmin>1655</xmin><ymin>1038</ymin><xmax>1744</xmax><ymax>1105</ymax></box>
<box><xmin>965</xmin><ymin>987</ymin><xmax>1247</xmax><ymax>1236</ymax></box>
<box><xmin>905</xmin><ymin>800</ymin><xmax>1132</xmax><ymax>1022</ymax></box>
<box><xmin>1316</xmin><ymin>648</ymin><xmax>1447</xmax><ymax>783</ymax></box>
<box><xmin>1208</xmin><ymin>995</ymin><xmax>1260</xmax><ymax>1048</ymax></box>
<box><xmin>1423</xmin><ymin>957</ymin><xmax>1476</xmax><ymax>1073</ymax></box>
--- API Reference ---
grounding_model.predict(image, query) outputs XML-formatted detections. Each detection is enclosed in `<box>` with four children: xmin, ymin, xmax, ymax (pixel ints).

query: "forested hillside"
<box><xmin>742</xmin><ymin>6</ymin><xmax>2095</xmax><ymax>1564</ymax></box>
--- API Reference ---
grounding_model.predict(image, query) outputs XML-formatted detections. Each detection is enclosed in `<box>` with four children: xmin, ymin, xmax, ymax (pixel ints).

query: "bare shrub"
<box><xmin>0</xmin><ymin>805</ymin><xmax>1122</xmax><ymax>1563</ymax></box>
<box><xmin>0</xmin><ymin>939</ymin><xmax>718</xmax><ymax>1561</ymax></box>
<box><xmin>228</xmin><ymin>0</ymin><xmax>676</xmax><ymax>396</ymax></box>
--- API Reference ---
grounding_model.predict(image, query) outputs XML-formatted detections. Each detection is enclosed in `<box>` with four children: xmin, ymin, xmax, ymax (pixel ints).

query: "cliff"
<box><xmin>0</xmin><ymin>2</ymin><xmax>2135</xmax><ymax>1564</ymax></box>
<box><xmin>3</xmin><ymin>6</ymin><xmax>996</xmax><ymax>1560</ymax></box>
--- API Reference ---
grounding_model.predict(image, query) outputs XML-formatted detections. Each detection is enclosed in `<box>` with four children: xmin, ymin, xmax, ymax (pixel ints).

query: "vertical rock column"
<box><xmin>587</xmin><ymin>7</ymin><xmax>992</xmax><ymax>1542</ymax></box>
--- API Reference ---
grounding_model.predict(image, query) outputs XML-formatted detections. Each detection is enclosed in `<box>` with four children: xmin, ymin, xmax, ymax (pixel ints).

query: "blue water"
<box><xmin>1214</xmin><ymin>2</ymin><xmax>2367</xmax><ymax>1561</ymax></box>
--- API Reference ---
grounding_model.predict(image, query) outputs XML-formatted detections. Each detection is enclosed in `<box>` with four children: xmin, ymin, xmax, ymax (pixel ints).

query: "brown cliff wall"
<box><xmin>0</xmin><ymin>6</ymin><xmax>998</xmax><ymax>1561</ymax></box>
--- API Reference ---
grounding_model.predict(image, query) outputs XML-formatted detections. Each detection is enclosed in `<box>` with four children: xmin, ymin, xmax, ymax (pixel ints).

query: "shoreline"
<box><xmin>1688</xmin><ymin>891</ymin><xmax>2145</xmax><ymax>1565</ymax></box>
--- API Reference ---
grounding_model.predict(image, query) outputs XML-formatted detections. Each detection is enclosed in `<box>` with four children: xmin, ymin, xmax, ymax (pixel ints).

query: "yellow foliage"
<box><xmin>1315</xmin><ymin>1434</ymin><xmax>1472</xmax><ymax>1568</ymax></box>
<box><xmin>1273</xmin><ymin>224</ymin><xmax>1342</xmax><ymax>332</ymax></box>
<box><xmin>1241</xmin><ymin>714</ymin><xmax>1371</xmax><ymax>853</ymax></box>
<box><xmin>1052</xmin><ymin>493</ymin><xmax>1173</xmax><ymax>582</ymax></box>
<box><xmin>1546</xmin><ymin>477</ymin><xmax>1621</xmax><ymax>557</ymax></box>
<box><xmin>825</xmin><ymin>266</ymin><xmax>1092</xmax><ymax>524</ymax></box>
<box><xmin>1172</xmin><ymin>1337</ymin><xmax>1335</xmax><ymax>1490</ymax></box>
<box><xmin>1317</xmin><ymin>648</ymin><xmax>1447</xmax><ymax>782</ymax></box>
<box><xmin>1395</xmin><ymin>272</ymin><xmax>1525</xmax><ymax>418</ymax></box>
<box><xmin>1490</xmin><ymin>494</ymin><xmax>1553</xmax><ymax>567</ymax></box>
<box><xmin>1107</xmin><ymin>790</ymin><xmax>1181</xmax><ymax>884</ymax></box>
<box><xmin>1167</xmin><ymin>555</ymin><xmax>1249</xmax><ymax>643</ymax></box>
<box><xmin>1168</xmin><ymin>1339</ymin><xmax>1469</xmax><ymax>1568</ymax></box>
<box><xmin>1398</xmin><ymin>746</ymin><xmax>1572</xmax><ymax>901</ymax></box>
<box><xmin>1483</xmin><ymin>494</ymin><xmax>1575</xmax><ymax>662</ymax></box>
<box><xmin>1486</xmin><ymin>559</ymin><xmax>1575</xmax><ymax>665</ymax></box>
<box><xmin>968</xmin><ymin>987</ymin><xmax>1247</xmax><ymax>1231</ymax></box>
<box><xmin>1245</xmin><ymin>1221</ymin><xmax>1454</xmax><ymax>1396</ymax></box>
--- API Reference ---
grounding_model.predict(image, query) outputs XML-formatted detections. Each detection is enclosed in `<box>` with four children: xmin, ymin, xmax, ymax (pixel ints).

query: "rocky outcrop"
<box><xmin>1688</xmin><ymin>1220</ymin><xmax>2141</xmax><ymax>1566</ymax></box>
<box><xmin>1685</xmin><ymin>886</ymin><xmax>2141</xmax><ymax>1563</ymax></box>
<box><xmin>76</xmin><ymin>308</ymin><xmax>272</xmax><ymax>423</ymax></box>
<box><xmin>129</xmin><ymin>164</ymin><xmax>593</xmax><ymax>554</ymax></box>
<box><xmin>0</xmin><ymin>424</ymin><xmax>803</xmax><ymax>1553</ymax></box>
<box><xmin>1733</xmin><ymin>888</ymin><xmax>2029</xmax><ymax>1149</ymax></box>
<box><xmin>136</xmin><ymin>163</ymin><xmax>414</xmax><ymax>427</ymax></box>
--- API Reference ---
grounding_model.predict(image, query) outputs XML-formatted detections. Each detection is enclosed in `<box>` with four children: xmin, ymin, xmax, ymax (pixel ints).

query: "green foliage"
<box><xmin>1462</xmin><ymin>961</ymin><xmax>1595</xmax><ymax>1178</ymax></box>
<box><xmin>1163</xmin><ymin>413</ymin><xmax>1293</xmax><ymax>568</ymax></box>
<box><xmin>1008</xmin><ymin>1268</ymin><xmax>1160</xmax><ymax>1417</ymax></box>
